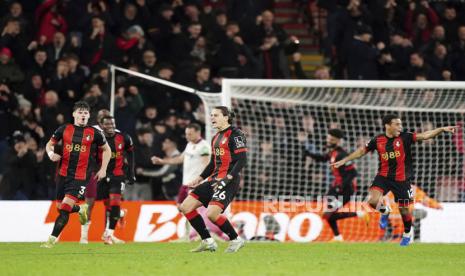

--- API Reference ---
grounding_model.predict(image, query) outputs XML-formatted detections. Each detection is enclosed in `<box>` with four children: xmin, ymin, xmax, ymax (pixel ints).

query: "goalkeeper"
<box><xmin>304</xmin><ymin>128</ymin><xmax>368</xmax><ymax>241</ymax></box>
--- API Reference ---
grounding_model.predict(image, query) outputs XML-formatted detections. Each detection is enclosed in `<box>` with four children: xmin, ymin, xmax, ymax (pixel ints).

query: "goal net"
<box><xmin>110</xmin><ymin>65</ymin><xmax>465</xmax><ymax>242</ymax></box>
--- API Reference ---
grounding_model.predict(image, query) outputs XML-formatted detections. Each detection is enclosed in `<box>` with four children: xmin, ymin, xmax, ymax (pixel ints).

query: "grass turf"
<box><xmin>0</xmin><ymin>242</ymin><xmax>464</xmax><ymax>276</ymax></box>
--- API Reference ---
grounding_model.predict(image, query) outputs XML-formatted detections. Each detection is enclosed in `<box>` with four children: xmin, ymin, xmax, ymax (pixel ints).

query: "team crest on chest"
<box><xmin>118</xmin><ymin>143</ymin><xmax>123</xmax><ymax>150</ymax></box>
<box><xmin>222</xmin><ymin>138</ymin><xmax>228</xmax><ymax>145</ymax></box>
<box><xmin>395</xmin><ymin>140</ymin><xmax>400</xmax><ymax>148</ymax></box>
<box><xmin>86</xmin><ymin>134</ymin><xmax>91</xmax><ymax>141</ymax></box>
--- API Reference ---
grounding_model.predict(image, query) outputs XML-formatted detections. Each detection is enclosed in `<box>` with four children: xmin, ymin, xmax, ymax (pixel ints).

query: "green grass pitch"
<box><xmin>1</xmin><ymin>242</ymin><xmax>464</xmax><ymax>276</ymax></box>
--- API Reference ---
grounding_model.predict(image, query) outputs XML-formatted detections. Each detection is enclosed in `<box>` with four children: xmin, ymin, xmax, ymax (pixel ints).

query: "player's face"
<box><xmin>185</xmin><ymin>127</ymin><xmax>200</xmax><ymax>143</ymax></box>
<box><xmin>211</xmin><ymin>109</ymin><xmax>228</xmax><ymax>130</ymax></box>
<box><xmin>386</xmin><ymin>119</ymin><xmax>403</xmax><ymax>137</ymax></box>
<box><xmin>73</xmin><ymin>108</ymin><xmax>90</xmax><ymax>126</ymax></box>
<box><xmin>326</xmin><ymin>134</ymin><xmax>340</xmax><ymax>148</ymax></box>
<box><xmin>102</xmin><ymin>118</ymin><xmax>116</xmax><ymax>136</ymax></box>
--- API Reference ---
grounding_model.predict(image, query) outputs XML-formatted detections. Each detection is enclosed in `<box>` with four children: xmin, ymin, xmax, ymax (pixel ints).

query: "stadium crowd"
<box><xmin>0</xmin><ymin>0</ymin><xmax>464</xmax><ymax>201</ymax></box>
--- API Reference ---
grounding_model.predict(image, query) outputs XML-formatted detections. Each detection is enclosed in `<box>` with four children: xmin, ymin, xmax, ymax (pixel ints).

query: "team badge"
<box><xmin>118</xmin><ymin>144</ymin><xmax>122</xmax><ymax>150</ymax></box>
<box><xmin>234</xmin><ymin>136</ymin><xmax>245</xmax><ymax>148</ymax></box>
<box><xmin>395</xmin><ymin>141</ymin><xmax>400</xmax><ymax>147</ymax></box>
<box><xmin>222</xmin><ymin>138</ymin><xmax>227</xmax><ymax>144</ymax></box>
<box><xmin>86</xmin><ymin>135</ymin><xmax>91</xmax><ymax>141</ymax></box>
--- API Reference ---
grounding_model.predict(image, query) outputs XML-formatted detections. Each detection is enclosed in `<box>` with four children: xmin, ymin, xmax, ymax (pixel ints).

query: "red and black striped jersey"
<box><xmin>306</xmin><ymin>146</ymin><xmax>357</xmax><ymax>186</ymax></box>
<box><xmin>51</xmin><ymin>124</ymin><xmax>107</xmax><ymax>180</ymax></box>
<box><xmin>98</xmin><ymin>132</ymin><xmax>134</xmax><ymax>177</ymax></box>
<box><xmin>200</xmin><ymin>126</ymin><xmax>248</xmax><ymax>180</ymax></box>
<box><xmin>365</xmin><ymin>132</ymin><xmax>417</xmax><ymax>182</ymax></box>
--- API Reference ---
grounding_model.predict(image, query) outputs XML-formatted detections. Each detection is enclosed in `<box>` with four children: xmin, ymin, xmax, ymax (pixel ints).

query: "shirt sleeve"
<box><xmin>124</xmin><ymin>133</ymin><xmax>134</xmax><ymax>151</ymax></box>
<box><xmin>93</xmin><ymin>129</ymin><xmax>107</xmax><ymax>147</ymax></box>
<box><xmin>365</xmin><ymin>136</ymin><xmax>377</xmax><ymax>152</ymax></box>
<box><xmin>50</xmin><ymin>125</ymin><xmax>66</xmax><ymax>144</ymax></box>
<box><xmin>228</xmin><ymin>128</ymin><xmax>248</xmax><ymax>177</ymax></box>
<box><xmin>401</xmin><ymin>132</ymin><xmax>417</xmax><ymax>145</ymax></box>
<box><xmin>229</xmin><ymin>129</ymin><xmax>248</xmax><ymax>158</ymax></box>
<box><xmin>200</xmin><ymin>142</ymin><xmax>210</xmax><ymax>156</ymax></box>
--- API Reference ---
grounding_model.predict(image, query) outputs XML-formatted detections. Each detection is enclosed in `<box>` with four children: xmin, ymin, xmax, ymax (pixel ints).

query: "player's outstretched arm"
<box><xmin>416</xmin><ymin>126</ymin><xmax>456</xmax><ymax>141</ymax></box>
<box><xmin>331</xmin><ymin>147</ymin><xmax>367</xmax><ymax>168</ymax></box>
<box><xmin>151</xmin><ymin>154</ymin><xmax>184</xmax><ymax>165</ymax></box>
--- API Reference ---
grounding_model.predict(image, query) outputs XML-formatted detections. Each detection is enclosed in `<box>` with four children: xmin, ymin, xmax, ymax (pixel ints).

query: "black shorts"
<box><xmin>326</xmin><ymin>176</ymin><xmax>357</xmax><ymax>207</ymax></box>
<box><xmin>97</xmin><ymin>176</ymin><xmax>126</xmax><ymax>200</ymax></box>
<box><xmin>56</xmin><ymin>175</ymin><xmax>87</xmax><ymax>201</ymax></box>
<box><xmin>190</xmin><ymin>178</ymin><xmax>240</xmax><ymax>210</ymax></box>
<box><xmin>370</xmin><ymin>175</ymin><xmax>413</xmax><ymax>206</ymax></box>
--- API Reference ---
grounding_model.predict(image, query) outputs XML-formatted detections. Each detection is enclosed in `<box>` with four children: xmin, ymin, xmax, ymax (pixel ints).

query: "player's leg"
<box><xmin>207</xmin><ymin>178</ymin><xmax>245</xmax><ymax>253</ymax></box>
<box><xmin>42</xmin><ymin>178</ymin><xmax>87</xmax><ymax>248</ymax></box>
<box><xmin>179</xmin><ymin>183</ymin><xmax>216</xmax><ymax>252</ymax></box>
<box><xmin>175</xmin><ymin>185</ymin><xmax>191</xmax><ymax>241</ymax></box>
<box><xmin>103</xmin><ymin>178</ymin><xmax>126</xmax><ymax>244</ymax></box>
<box><xmin>368</xmin><ymin>176</ymin><xmax>390</xmax><ymax>229</ymax></box>
<box><xmin>80</xmin><ymin>174</ymin><xmax>97</xmax><ymax>244</ymax></box>
<box><xmin>393</xmin><ymin>183</ymin><xmax>414</xmax><ymax>246</ymax></box>
<box><xmin>324</xmin><ymin>181</ymin><xmax>362</xmax><ymax>241</ymax></box>
<box><xmin>96</xmin><ymin>178</ymin><xmax>111</xmax><ymax>240</ymax></box>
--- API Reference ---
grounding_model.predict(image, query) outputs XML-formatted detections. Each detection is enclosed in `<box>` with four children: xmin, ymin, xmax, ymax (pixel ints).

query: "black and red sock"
<box><xmin>185</xmin><ymin>210</ymin><xmax>211</xmax><ymax>240</ymax></box>
<box><xmin>109</xmin><ymin>194</ymin><xmax>121</xmax><ymax>230</ymax></box>
<box><xmin>325</xmin><ymin>212</ymin><xmax>357</xmax><ymax>236</ymax></box>
<box><xmin>401</xmin><ymin>213</ymin><xmax>412</xmax><ymax>233</ymax></box>
<box><xmin>214</xmin><ymin>215</ymin><xmax>238</xmax><ymax>240</ymax></box>
<box><xmin>51</xmin><ymin>203</ymin><xmax>72</xmax><ymax>237</ymax></box>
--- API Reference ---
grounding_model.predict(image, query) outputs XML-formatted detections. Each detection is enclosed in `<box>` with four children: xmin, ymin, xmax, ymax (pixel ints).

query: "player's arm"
<box><xmin>333</xmin><ymin>136</ymin><xmax>378</xmax><ymax>168</ymax></box>
<box><xmin>416</xmin><ymin>126</ymin><xmax>456</xmax><ymax>141</ymax></box>
<box><xmin>151</xmin><ymin>153</ymin><xmax>184</xmax><ymax>165</ymax></box>
<box><xmin>125</xmin><ymin>134</ymin><xmax>136</xmax><ymax>184</ymax></box>
<box><xmin>305</xmin><ymin>151</ymin><xmax>329</xmax><ymax>162</ymax></box>
<box><xmin>225</xmin><ymin>129</ymin><xmax>248</xmax><ymax>180</ymax></box>
<box><xmin>332</xmin><ymin>147</ymin><xmax>367</xmax><ymax>168</ymax></box>
<box><xmin>46</xmin><ymin>125</ymin><xmax>65</xmax><ymax>162</ymax></box>
<box><xmin>95</xmin><ymin>132</ymin><xmax>111</xmax><ymax>181</ymax></box>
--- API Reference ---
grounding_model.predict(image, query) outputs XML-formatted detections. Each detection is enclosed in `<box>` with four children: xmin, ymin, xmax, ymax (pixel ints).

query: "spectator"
<box><xmin>46</xmin><ymin>32</ymin><xmax>67</xmax><ymax>65</ymax></box>
<box><xmin>129</xmin><ymin>128</ymin><xmax>155</xmax><ymax>200</ymax></box>
<box><xmin>1</xmin><ymin>2</ymin><xmax>30</xmax><ymax>37</ymax></box>
<box><xmin>139</xmin><ymin>49</ymin><xmax>157</xmax><ymax>76</ymax></box>
<box><xmin>21</xmin><ymin>73</ymin><xmax>45</xmax><ymax>108</ymax></box>
<box><xmin>441</xmin><ymin>5</ymin><xmax>461</xmax><ymax>45</ymax></box>
<box><xmin>450</xmin><ymin>26</ymin><xmax>465</xmax><ymax>80</ymax></box>
<box><xmin>170</xmin><ymin>21</ymin><xmax>202</xmax><ymax>66</ymax></box>
<box><xmin>138</xmin><ymin>136</ymin><xmax>182</xmax><ymax>200</ymax></box>
<box><xmin>0</xmin><ymin>83</ymin><xmax>19</xmax><ymax>146</ymax></box>
<box><xmin>136</xmin><ymin>105</ymin><xmax>158</xmax><ymax>130</ymax></box>
<box><xmin>404</xmin><ymin>0</ymin><xmax>439</xmax><ymax>47</ymax></box>
<box><xmin>35</xmin><ymin>90</ymin><xmax>67</xmax><ymax>138</ymax></box>
<box><xmin>28</xmin><ymin>49</ymin><xmax>53</xmax><ymax>82</ymax></box>
<box><xmin>347</xmin><ymin>25</ymin><xmax>380</xmax><ymax>80</ymax></box>
<box><xmin>425</xmin><ymin>43</ymin><xmax>451</xmax><ymax>81</ymax></box>
<box><xmin>0</xmin><ymin>132</ymin><xmax>36</xmax><ymax>200</ymax></box>
<box><xmin>0</xmin><ymin>47</ymin><xmax>24</xmax><ymax>87</ymax></box>
<box><xmin>81</xmin><ymin>16</ymin><xmax>121</xmax><ymax>66</ymax></box>
<box><xmin>114</xmin><ymin>80</ymin><xmax>144</xmax><ymax>136</ymax></box>
<box><xmin>0</xmin><ymin>18</ymin><xmax>30</xmax><ymax>69</ymax></box>
<box><xmin>407</xmin><ymin>52</ymin><xmax>434</xmax><ymax>80</ymax></box>
<box><xmin>35</xmin><ymin>0</ymin><xmax>68</xmax><ymax>45</ymax></box>
<box><xmin>147</xmin><ymin>4</ymin><xmax>175</xmax><ymax>63</ymax></box>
